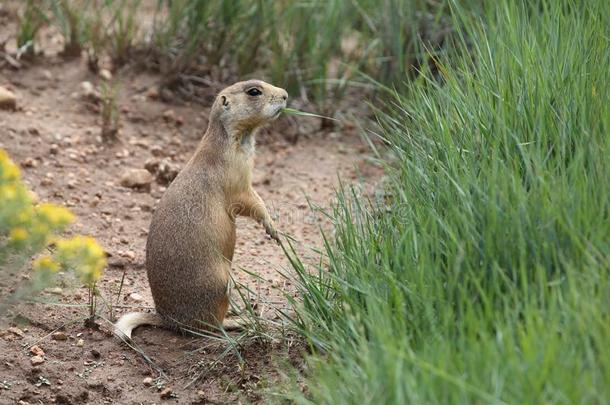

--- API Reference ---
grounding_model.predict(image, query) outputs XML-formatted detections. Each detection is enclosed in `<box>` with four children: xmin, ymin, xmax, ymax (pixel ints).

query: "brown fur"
<box><xmin>115</xmin><ymin>80</ymin><xmax>287</xmax><ymax>339</ymax></box>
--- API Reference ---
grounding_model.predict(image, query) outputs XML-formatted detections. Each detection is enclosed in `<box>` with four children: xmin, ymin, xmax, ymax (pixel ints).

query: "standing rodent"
<box><xmin>115</xmin><ymin>80</ymin><xmax>287</xmax><ymax>339</ymax></box>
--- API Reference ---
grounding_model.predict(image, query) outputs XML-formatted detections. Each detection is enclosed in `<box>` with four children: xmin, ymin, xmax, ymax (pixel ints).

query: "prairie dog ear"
<box><xmin>221</xmin><ymin>95</ymin><xmax>229</xmax><ymax>108</ymax></box>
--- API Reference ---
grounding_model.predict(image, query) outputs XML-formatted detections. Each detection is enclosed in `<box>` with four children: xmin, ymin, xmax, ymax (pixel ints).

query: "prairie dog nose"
<box><xmin>272</xmin><ymin>86</ymin><xmax>288</xmax><ymax>102</ymax></box>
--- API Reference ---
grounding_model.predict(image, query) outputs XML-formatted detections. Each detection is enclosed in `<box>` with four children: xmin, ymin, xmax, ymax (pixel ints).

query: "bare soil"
<box><xmin>0</xmin><ymin>49</ymin><xmax>381</xmax><ymax>403</ymax></box>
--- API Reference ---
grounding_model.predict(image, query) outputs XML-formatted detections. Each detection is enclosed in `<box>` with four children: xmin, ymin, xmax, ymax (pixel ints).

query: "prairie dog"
<box><xmin>115</xmin><ymin>80</ymin><xmax>287</xmax><ymax>339</ymax></box>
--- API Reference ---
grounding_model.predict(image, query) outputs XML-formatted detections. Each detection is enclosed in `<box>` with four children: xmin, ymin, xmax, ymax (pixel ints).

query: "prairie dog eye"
<box><xmin>246</xmin><ymin>88</ymin><xmax>262</xmax><ymax>97</ymax></box>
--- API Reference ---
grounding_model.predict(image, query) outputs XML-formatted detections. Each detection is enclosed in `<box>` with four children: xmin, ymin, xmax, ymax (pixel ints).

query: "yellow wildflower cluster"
<box><xmin>1</xmin><ymin>150</ymin><xmax>30</xmax><ymax>226</ymax></box>
<box><xmin>1</xmin><ymin>149</ymin><xmax>76</xmax><ymax>249</ymax></box>
<box><xmin>36</xmin><ymin>203</ymin><xmax>75</xmax><ymax>228</ymax></box>
<box><xmin>33</xmin><ymin>255</ymin><xmax>60</xmax><ymax>274</ymax></box>
<box><xmin>9</xmin><ymin>227</ymin><xmax>28</xmax><ymax>244</ymax></box>
<box><xmin>0</xmin><ymin>149</ymin><xmax>20</xmax><ymax>182</ymax></box>
<box><xmin>56</xmin><ymin>236</ymin><xmax>107</xmax><ymax>286</ymax></box>
<box><xmin>1</xmin><ymin>149</ymin><xmax>106</xmax><ymax>292</ymax></box>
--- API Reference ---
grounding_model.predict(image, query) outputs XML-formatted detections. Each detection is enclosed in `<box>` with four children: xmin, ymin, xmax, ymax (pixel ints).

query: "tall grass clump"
<box><xmin>14</xmin><ymin>0</ymin><xmax>451</xmax><ymax>106</ymax></box>
<box><xmin>48</xmin><ymin>0</ymin><xmax>89</xmax><ymax>57</ymax></box>
<box><xmin>16</xmin><ymin>0</ymin><xmax>47</xmax><ymax>58</ymax></box>
<box><xmin>150</xmin><ymin>0</ymin><xmax>355</xmax><ymax>100</ymax></box>
<box><xmin>282</xmin><ymin>0</ymin><xmax>610</xmax><ymax>403</ymax></box>
<box><xmin>149</xmin><ymin>0</ymin><xmax>449</xmax><ymax>105</ymax></box>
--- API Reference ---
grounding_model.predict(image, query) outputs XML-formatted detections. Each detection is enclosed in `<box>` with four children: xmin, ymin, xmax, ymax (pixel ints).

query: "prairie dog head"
<box><xmin>212</xmin><ymin>80</ymin><xmax>288</xmax><ymax>135</ymax></box>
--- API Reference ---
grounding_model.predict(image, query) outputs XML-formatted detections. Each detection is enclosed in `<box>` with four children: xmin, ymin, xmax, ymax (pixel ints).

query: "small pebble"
<box><xmin>99</xmin><ymin>69</ymin><xmax>113</xmax><ymax>81</ymax></box>
<box><xmin>159</xmin><ymin>387</ymin><xmax>172</xmax><ymax>399</ymax></box>
<box><xmin>30</xmin><ymin>345</ymin><xmax>45</xmax><ymax>356</ymax></box>
<box><xmin>129</xmin><ymin>292</ymin><xmax>144</xmax><ymax>302</ymax></box>
<box><xmin>119</xmin><ymin>169</ymin><xmax>153</xmax><ymax>192</ymax></box>
<box><xmin>52</xmin><ymin>331</ymin><xmax>68</xmax><ymax>341</ymax></box>
<box><xmin>0</xmin><ymin>86</ymin><xmax>17</xmax><ymax>110</ymax></box>
<box><xmin>49</xmin><ymin>287</ymin><xmax>63</xmax><ymax>295</ymax></box>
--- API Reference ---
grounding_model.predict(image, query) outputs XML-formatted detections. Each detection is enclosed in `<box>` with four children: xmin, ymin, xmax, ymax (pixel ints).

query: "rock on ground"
<box><xmin>0</xmin><ymin>86</ymin><xmax>17</xmax><ymax>110</ymax></box>
<box><xmin>51</xmin><ymin>331</ymin><xmax>68</xmax><ymax>341</ymax></box>
<box><xmin>119</xmin><ymin>169</ymin><xmax>153</xmax><ymax>191</ymax></box>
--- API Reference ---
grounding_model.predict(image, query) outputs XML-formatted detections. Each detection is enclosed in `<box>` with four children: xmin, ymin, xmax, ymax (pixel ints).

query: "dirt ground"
<box><xmin>0</xmin><ymin>43</ymin><xmax>381</xmax><ymax>403</ymax></box>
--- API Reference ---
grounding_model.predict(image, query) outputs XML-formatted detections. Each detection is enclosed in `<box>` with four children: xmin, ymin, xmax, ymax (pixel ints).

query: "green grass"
<box><xmin>280</xmin><ymin>108</ymin><xmax>338</xmax><ymax>121</ymax></box>
<box><xmin>16</xmin><ymin>0</ymin><xmax>47</xmax><ymax>56</ymax></box>
<box><xmin>15</xmin><ymin>0</ymin><xmax>451</xmax><ymax>105</ymax></box>
<box><xmin>280</xmin><ymin>0</ymin><xmax>610</xmax><ymax>403</ymax></box>
<box><xmin>150</xmin><ymin>0</ymin><xmax>450</xmax><ymax>104</ymax></box>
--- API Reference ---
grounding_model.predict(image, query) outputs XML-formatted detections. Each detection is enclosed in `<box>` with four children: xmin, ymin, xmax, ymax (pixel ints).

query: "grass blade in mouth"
<box><xmin>281</xmin><ymin>107</ymin><xmax>338</xmax><ymax>121</ymax></box>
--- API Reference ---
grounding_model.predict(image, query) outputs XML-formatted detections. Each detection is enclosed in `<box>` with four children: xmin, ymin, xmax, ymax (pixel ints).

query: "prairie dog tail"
<box><xmin>114</xmin><ymin>312</ymin><xmax>164</xmax><ymax>340</ymax></box>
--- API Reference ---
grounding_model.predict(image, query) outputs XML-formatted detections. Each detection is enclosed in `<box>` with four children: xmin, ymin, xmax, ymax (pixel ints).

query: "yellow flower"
<box><xmin>36</xmin><ymin>203</ymin><xmax>74</xmax><ymax>228</ymax></box>
<box><xmin>0</xmin><ymin>149</ymin><xmax>20</xmax><ymax>183</ymax></box>
<box><xmin>1</xmin><ymin>185</ymin><xmax>33</xmax><ymax>230</ymax></box>
<box><xmin>56</xmin><ymin>236</ymin><xmax>106</xmax><ymax>286</ymax></box>
<box><xmin>31</xmin><ymin>222</ymin><xmax>50</xmax><ymax>242</ymax></box>
<box><xmin>0</xmin><ymin>184</ymin><xmax>17</xmax><ymax>201</ymax></box>
<box><xmin>9</xmin><ymin>227</ymin><xmax>28</xmax><ymax>243</ymax></box>
<box><xmin>16</xmin><ymin>206</ymin><xmax>34</xmax><ymax>223</ymax></box>
<box><xmin>33</xmin><ymin>255</ymin><xmax>60</xmax><ymax>274</ymax></box>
